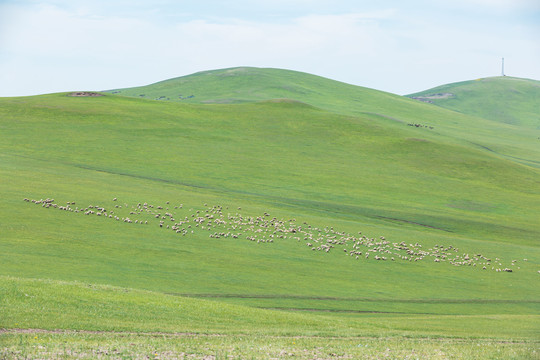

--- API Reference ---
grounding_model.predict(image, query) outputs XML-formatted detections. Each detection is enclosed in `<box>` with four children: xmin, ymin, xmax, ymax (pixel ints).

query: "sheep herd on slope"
<box><xmin>23</xmin><ymin>197</ymin><xmax>525</xmax><ymax>274</ymax></box>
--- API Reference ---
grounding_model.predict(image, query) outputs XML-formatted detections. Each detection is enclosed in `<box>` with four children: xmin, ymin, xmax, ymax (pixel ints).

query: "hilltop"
<box><xmin>106</xmin><ymin>66</ymin><xmax>420</xmax><ymax>119</ymax></box>
<box><xmin>106</xmin><ymin>66</ymin><xmax>379</xmax><ymax>105</ymax></box>
<box><xmin>408</xmin><ymin>76</ymin><xmax>540</xmax><ymax>129</ymax></box>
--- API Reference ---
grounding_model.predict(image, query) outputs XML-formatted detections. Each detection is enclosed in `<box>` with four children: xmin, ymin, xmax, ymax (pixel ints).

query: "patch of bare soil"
<box><xmin>67</xmin><ymin>92</ymin><xmax>104</xmax><ymax>97</ymax></box>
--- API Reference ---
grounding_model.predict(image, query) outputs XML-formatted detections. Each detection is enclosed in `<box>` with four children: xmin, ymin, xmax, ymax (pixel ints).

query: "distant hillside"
<box><xmin>105</xmin><ymin>67</ymin><xmax>540</xmax><ymax>169</ymax></box>
<box><xmin>106</xmin><ymin>66</ymin><xmax>377</xmax><ymax>105</ymax></box>
<box><xmin>105</xmin><ymin>67</ymin><xmax>428</xmax><ymax>118</ymax></box>
<box><xmin>407</xmin><ymin>76</ymin><xmax>540</xmax><ymax>129</ymax></box>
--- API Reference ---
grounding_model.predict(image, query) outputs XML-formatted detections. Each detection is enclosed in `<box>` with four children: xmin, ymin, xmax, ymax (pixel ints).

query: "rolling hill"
<box><xmin>1</xmin><ymin>68</ymin><xmax>539</xmax><ymax>357</ymax></box>
<box><xmin>407</xmin><ymin>76</ymin><xmax>540</xmax><ymax>129</ymax></box>
<box><xmin>107</xmin><ymin>67</ymin><xmax>540</xmax><ymax>169</ymax></box>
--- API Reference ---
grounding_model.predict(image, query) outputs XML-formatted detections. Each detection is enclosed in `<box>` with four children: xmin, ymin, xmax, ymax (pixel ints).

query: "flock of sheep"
<box><xmin>23</xmin><ymin>197</ymin><xmax>522</xmax><ymax>273</ymax></box>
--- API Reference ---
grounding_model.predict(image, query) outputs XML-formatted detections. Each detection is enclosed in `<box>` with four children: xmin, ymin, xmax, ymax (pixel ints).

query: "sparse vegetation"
<box><xmin>2</xmin><ymin>331</ymin><xmax>538</xmax><ymax>359</ymax></box>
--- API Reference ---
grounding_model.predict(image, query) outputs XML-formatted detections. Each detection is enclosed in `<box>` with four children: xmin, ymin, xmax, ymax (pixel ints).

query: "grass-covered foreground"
<box><xmin>2</xmin><ymin>331</ymin><xmax>538</xmax><ymax>359</ymax></box>
<box><xmin>3</xmin><ymin>276</ymin><xmax>538</xmax><ymax>338</ymax></box>
<box><xmin>1</xmin><ymin>276</ymin><xmax>539</xmax><ymax>359</ymax></box>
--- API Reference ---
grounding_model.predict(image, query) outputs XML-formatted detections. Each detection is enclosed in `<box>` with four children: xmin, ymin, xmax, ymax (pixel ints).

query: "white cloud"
<box><xmin>0</xmin><ymin>5</ymin><xmax>397</xmax><ymax>94</ymax></box>
<box><xmin>0</xmin><ymin>1</ymin><xmax>538</xmax><ymax>96</ymax></box>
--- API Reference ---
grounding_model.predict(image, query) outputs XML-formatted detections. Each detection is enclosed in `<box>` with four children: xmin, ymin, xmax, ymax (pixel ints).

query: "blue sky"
<box><xmin>1</xmin><ymin>0</ymin><xmax>539</xmax><ymax>96</ymax></box>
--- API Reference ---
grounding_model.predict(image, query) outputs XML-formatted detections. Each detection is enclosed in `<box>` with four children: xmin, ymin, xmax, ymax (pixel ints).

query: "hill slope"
<box><xmin>106</xmin><ymin>66</ymin><xmax>388</xmax><ymax>107</ymax></box>
<box><xmin>1</xmin><ymin>71</ymin><xmax>539</xmax><ymax>346</ymax></box>
<box><xmin>407</xmin><ymin>76</ymin><xmax>540</xmax><ymax>129</ymax></box>
<box><xmin>106</xmin><ymin>67</ymin><xmax>432</xmax><ymax>124</ymax></box>
<box><xmin>106</xmin><ymin>68</ymin><xmax>540</xmax><ymax>170</ymax></box>
<box><xmin>1</xmin><ymin>93</ymin><xmax>539</xmax><ymax>297</ymax></box>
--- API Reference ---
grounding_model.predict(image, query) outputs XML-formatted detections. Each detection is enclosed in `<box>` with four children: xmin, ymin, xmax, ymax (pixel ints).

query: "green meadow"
<box><xmin>1</xmin><ymin>68</ymin><xmax>539</xmax><ymax>358</ymax></box>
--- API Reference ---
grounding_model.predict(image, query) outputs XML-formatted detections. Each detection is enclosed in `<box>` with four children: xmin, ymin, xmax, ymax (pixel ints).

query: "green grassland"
<box><xmin>108</xmin><ymin>67</ymin><xmax>540</xmax><ymax>168</ymax></box>
<box><xmin>1</xmin><ymin>68</ymin><xmax>539</xmax><ymax>358</ymax></box>
<box><xmin>6</xmin><ymin>276</ymin><xmax>536</xmax><ymax>338</ymax></box>
<box><xmin>1</xmin><ymin>277</ymin><xmax>538</xmax><ymax>359</ymax></box>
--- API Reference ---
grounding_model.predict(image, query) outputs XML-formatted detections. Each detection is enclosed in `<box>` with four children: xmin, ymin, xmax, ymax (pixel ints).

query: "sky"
<box><xmin>1</xmin><ymin>0</ymin><xmax>539</xmax><ymax>97</ymax></box>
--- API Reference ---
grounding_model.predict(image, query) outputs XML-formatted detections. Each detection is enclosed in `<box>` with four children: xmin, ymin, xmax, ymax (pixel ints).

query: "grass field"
<box><xmin>1</xmin><ymin>277</ymin><xmax>538</xmax><ymax>358</ymax></box>
<box><xmin>1</xmin><ymin>68</ymin><xmax>539</xmax><ymax>358</ymax></box>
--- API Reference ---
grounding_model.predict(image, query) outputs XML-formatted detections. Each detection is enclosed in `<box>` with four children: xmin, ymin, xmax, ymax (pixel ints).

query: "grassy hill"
<box><xmin>107</xmin><ymin>67</ymin><xmax>540</xmax><ymax>169</ymax></box>
<box><xmin>1</xmin><ymin>70</ymin><xmax>540</xmax><ymax>357</ymax></box>
<box><xmin>407</xmin><ymin>76</ymin><xmax>540</xmax><ymax>129</ymax></box>
<box><xmin>105</xmin><ymin>66</ymin><xmax>392</xmax><ymax>107</ymax></box>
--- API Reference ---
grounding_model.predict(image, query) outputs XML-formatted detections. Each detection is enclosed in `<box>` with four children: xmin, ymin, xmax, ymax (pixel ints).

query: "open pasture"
<box><xmin>1</xmin><ymin>68</ymin><xmax>539</xmax><ymax>357</ymax></box>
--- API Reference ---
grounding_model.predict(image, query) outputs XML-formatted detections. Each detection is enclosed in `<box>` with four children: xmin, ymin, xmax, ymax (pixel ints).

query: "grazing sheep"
<box><xmin>26</xmin><ymin>196</ymin><xmax>514</xmax><ymax>275</ymax></box>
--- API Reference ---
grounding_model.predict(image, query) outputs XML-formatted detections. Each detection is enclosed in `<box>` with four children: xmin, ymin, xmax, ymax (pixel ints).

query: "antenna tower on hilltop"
<box><xmin>501</xmin><ymin>57</ymin><xmax>505</xmax><ymax>76</ymax></box>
